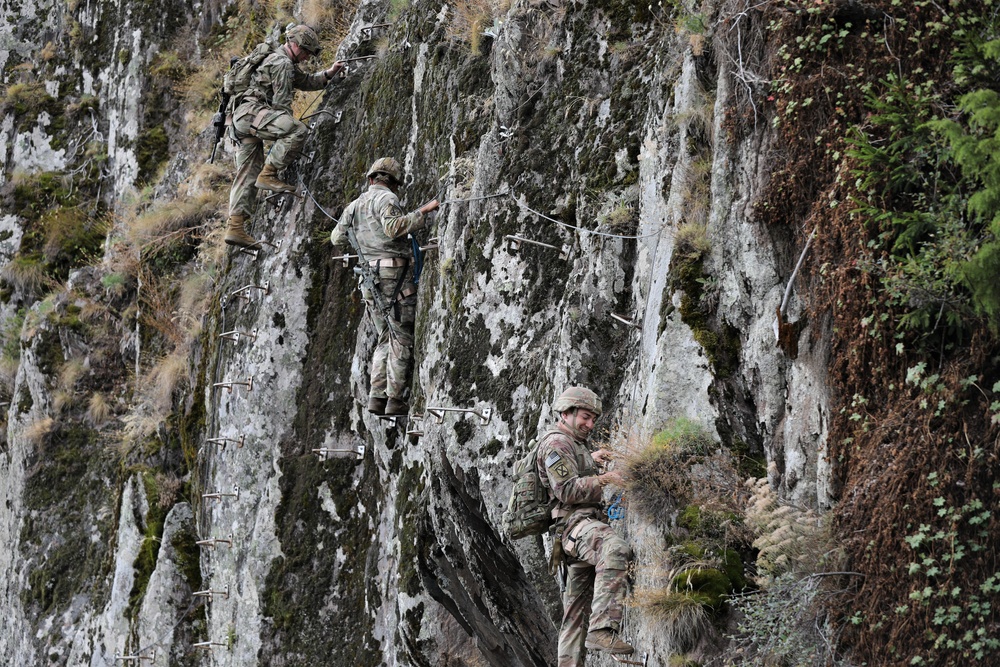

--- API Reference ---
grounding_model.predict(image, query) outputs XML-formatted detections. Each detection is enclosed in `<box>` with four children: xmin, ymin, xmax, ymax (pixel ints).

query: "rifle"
<box><xmin>345</xmin><ymin>226</ymin><xmax>398</xmax><ymax>345</ymax></box>
<box><xmin>209</xmin><ymin>93</ymin><xmax>229</xmax><ymax>164</ymax></box>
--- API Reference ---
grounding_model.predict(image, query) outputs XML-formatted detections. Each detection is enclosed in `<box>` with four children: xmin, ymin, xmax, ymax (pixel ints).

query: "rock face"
<box><xmin>0</xmin><ymin>0</ymin><xmax>830</xmax><ymax>665</ymax></box>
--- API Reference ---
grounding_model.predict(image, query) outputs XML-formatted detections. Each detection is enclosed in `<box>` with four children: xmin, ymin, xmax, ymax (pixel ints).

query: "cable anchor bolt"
<box><xmin>219</xmin><ymin>328</ymin><xmax>258</xmax><ymax>345</ymax></box>
<box><xmin>192</xmin><ymin>584</ymin><xmax>231</xmax><ymax>602</ymax></box>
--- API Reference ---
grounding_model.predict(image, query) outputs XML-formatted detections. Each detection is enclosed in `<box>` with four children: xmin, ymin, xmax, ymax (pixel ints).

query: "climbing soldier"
<box><xmin>538</xmin><ymin>386</ymin><xmax>634</xmax><ymax>665</ymax></box>
<box><xmin>330</xmin><ymin>157</ymin><xmax>439</xmax><ymax>416</ymax></box>
<box><xmin>224</xmin><ymin>24</ymin><xmax>345</xmax><ymax>248</ymax></box>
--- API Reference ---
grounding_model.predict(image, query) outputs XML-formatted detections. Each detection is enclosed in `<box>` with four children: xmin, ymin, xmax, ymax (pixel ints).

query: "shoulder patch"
<box><xmin>546</xmin><ymin>453</ymin><xmax>571</xmax><ymax>483</ymax></box>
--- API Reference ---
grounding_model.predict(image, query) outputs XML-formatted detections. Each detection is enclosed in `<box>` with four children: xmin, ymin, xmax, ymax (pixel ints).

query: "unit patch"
<box><xmin>546</xmin><ymin>452</ymin><xmax>571</xmax><ymax>482</ymax></box>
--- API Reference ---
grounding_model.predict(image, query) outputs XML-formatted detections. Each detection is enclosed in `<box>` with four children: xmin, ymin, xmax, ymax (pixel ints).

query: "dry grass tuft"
<box><xmin>1</xmin><ymin>257</ymin><xmax>53</xmax><ymax>299</ymax></box>
<box><xmin>86</xmin><ymin>392</ymin><xmax>112</xmax><ymax>426</ymax></box>
<box><xmin>635</xmin><ymin>587</ymin><xmax>714</xmax><ymax>651</ymax></box>
<box><xmin>126</xmin><ymin>191</ymin><xmax>221</xmax><ymax>254</ymax></box>
<box><xmin>24</xmin><ymin>416</ymin><xmax>55</xmax><ymax>445</ymax></box>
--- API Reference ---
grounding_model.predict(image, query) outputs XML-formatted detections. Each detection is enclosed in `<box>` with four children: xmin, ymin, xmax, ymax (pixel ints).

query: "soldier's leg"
<box><xmin>573</xmin><ymin>522</ymin><xmax>633</xmax><ymax>632</ymax></box>
<box><xmin>361</xmin><ymin>281</ymin><xmax>390</xmax><ymax>401</ymax></box>
<box><xmin>558</xmin><ymin>562</ymin><xmax>594</xmax><ymax>667</ymax></box>
<box><xmin>228</xmin><ymin>138</ymin><xmax>264</xmax><ymax>218</ymax></box>
<box><xmin>256</xmin><ymin>114</ymin><xmax>309</xmax><ymax>169</ymax></box>
<box><xmin>383</xmin><ymin>271</ymin><xmax>416</xmax><ymax>402</ymax></box>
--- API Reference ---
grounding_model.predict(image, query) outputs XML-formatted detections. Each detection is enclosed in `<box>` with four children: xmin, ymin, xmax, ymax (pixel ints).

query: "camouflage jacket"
<box><xmin>241</xmin><ymin>47</ymin><xmax>329</xmax><ymax>114</ymax></box>
<box><xmin>536</xmin><ymin>423</ymin><xmax>604</xmax><ymax>537</ymax></box>
<box><xmin>330</xmin><ymin>184</ymin><xmax>427</xmax><ymax>259</ymax></box>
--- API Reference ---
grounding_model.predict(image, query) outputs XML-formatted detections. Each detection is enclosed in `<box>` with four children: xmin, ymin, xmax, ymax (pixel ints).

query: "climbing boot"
<box><xmin>384</xmin><ymin>398</ymin><xmax>409</xmax><ymax>416</ymax></box>
<box><xmin>584</xmin><ymin>629</ymin><xmax>634</xmax><ymax>655</ymax></box>
<box><xmin>254</xmin><ymin>163</ymin><xmax>295</xmax><ymax>193</ymax></box>
<box><xmin>367</xmin><ymin>397</ymin><xmax>387</xmax><ymax>415</ymax></box>
<box><xmin>224</xmin><ymin>215</ymin><xmax>260</xmax><ymax>248</ymax></box>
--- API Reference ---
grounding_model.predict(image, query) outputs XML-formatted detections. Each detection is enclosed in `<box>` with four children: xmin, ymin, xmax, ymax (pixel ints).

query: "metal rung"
<box><xmin>193</xmin><ymin>584</ymin><xmax>230</xmax><ymax>601</ymax></box>
<box><xmin>612</xmin><ymin>653</ymin><xmax>648</xmax><ymax>666</ymax></box>
<box><xmin>425</xmin><ymin>406</ymin><xmax>493</xmax><ymax>425</ymax></box>
<box><xmin>505</xmin><ymin>234</ymin><xmax>572</xmax><ymax>260</ymax></box>
<box><xmin>610</xmin><ymin>313</ymin><xmax>642</xmax><ymax>330</ymax></box>
<box><xmin>229</xmin><ymin>282</ymin><xmax>271</xmax><ymax>302</ymax></box>
<box><xmin>202</xmin><ymin>485</ymin><xmax>240</xmax><ymax>502</ymax></box>
<box><xmin>312</xmin><ymin>446</ymin><xmax>365</xmax><ymax>460</ymax></box>
<box><xmin>213</xmin><ymin>376</ymin><xmax>254</xmax><ymax>394</ymax></box>
<box><xmin>360</xmin><ymin>22</ymin><xmax>392</xmax><ymax>40</ymax></box>
<box><xmin>332</xmin><ymin>252</ymin><xmax>358</xmax><ymax>267</ymax></box>
<box><xmin>219</xmin><ymin>328</ymin><xmax>258</xmax><ymax>344</ymax></box>
<box><xmin>207</xmin><ymin>434</ymin><xmax>245</xmax><ymax>449</ymax></box>
<box><xmin>237</xmin><ymin>239</ymin><xmax>281</xmax><ymax>256</ymax></box>
<box><xmin>419</xmin><ymin>244</ymin><xmax>439</xmax><ymax>252</ymax></box>
<box><xmin>115</xmin><ymin>652</ymin><xmax>155</xmax><ymax>663</ymax></box>
<box><xmin>196</xmin><ymin>534</ymin><xmax>234</xmax><ymax>549</ymax></box>
<box><xmin>405</xmin><ymin>428</ymin><xmax>424</xmax><ymax>437</ymax></box>
<box><xmin>193</xmin><ymin>641</ymin><xmax>229</xmax><ymax>651</ymax></box>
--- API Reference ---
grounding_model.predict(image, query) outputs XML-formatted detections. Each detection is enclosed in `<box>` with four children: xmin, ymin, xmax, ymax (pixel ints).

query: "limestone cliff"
<box><xmin>2</xmin><ymin>1</ymin><xmax>997</xmax><ymax>667</ymax></box>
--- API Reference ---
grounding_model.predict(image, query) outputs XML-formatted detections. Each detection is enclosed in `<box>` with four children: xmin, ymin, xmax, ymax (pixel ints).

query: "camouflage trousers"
<box><xmin>228</xmin><ymin>105</ymin><xmax>309</xmax><ymax>218</ymax></box>
<box><xmin>558</xmin><ymin>519</ymin><xmax>632</xmax><ymax>667</ymax></box>
<box><xmin>359</xmin><ymin>262</ymin><xmax>416</xmax><ymax>401</ymax></box>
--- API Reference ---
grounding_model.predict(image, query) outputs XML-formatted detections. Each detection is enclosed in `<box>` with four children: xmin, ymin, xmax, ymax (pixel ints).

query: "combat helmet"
<box><xmin>286</xmin><ymin>24</ymin><xmax>322</xmax><ymax>55</ymax></box>
<box><xmin>552</xmin><ymin>386</ymin><xmax>602</xmax><ymax>417</ymax></box>
<box><xmin>367</xmin><ymin>157</ymin><xmax>404</xmax><ymax>184</ymax></box>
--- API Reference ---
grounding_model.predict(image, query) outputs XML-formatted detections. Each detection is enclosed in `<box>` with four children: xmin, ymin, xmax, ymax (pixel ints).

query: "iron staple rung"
<box><xmin>213</xmin><ymin>376</ymin><xmax>254</xmax><ymax>393</ymax></box>
<box><xmin>312</xmin><ymin>446</ymin><xmax>365</xmax><ymax>458</ymax></box>
<box><xmin>425</xmin><ymin>406</ymin><xmax>493</xmax><ymax>425</ymax></box>
<box><xmin>406</xmin><ymin>429</ymin><xmax>424</xmax><ymax>437</ymax></box>
<box><xmin>202</xmin><ymin>486</ymin><xmax>240</xmax><ymax>501</ymax></box>
<box><xmin>611</xmin><ymin>652</ymin><xmax>648</xmax><ymax>666</ymax></box>
<box><xmin>207</xmin><ymin>434</ymin><xmax>245</xmax><ymax>448</ymax></box>
<box><xmin>219</xmin><ymin>328</ymin><xmax>258</xmax><ymax>344</ymax></box>
<box><xmin>505</xmin><ymin>234</ymin><xmax>558</xmax><ymax>251</ymax></box>
<box><xmin>610</xmin><ymin>313</ymin><xmax>642</xmax><ymax>329</ymax></box>
<box><xmin>196</xmin><ymin>535</ymin><xmax>234</xmax><ymax>548</ymax></box>
<box><xmin>193</xmin><ymin>641</ymin><xmax>229</xmax><ymax>650</ymax></box>
<box><xmin>114</xmin><ymin>653</ymin><xmax>155</xmax><ymax>663</ymax></box>
<box><xmin>193</xmin><ymin>585</ymin><xmax>230</xmax><ymax>600</ymax></box>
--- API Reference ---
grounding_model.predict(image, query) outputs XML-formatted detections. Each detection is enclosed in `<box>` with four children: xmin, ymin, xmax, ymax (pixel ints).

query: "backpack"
<box><xmin>223</xmin><ymin>42</ymin><xmax>274</xmax><ymax>102</ymax></box>
<box><xmin>501</xmin><ymin>434</ymin><xmax>557</xmax><ymax>539</ymax></box>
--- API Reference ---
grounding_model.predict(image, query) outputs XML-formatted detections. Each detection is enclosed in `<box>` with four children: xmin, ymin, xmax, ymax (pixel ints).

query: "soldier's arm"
<box><xmin>292</xmin><ymin>65</ymin><xmax>332</xmax><ymax>91</ymax></box>
<box><xmin>269</xmin><ymin>59</ymin><xmax>296</xmax><ymax>114</ymax></box>
<box><xmin>330</xmin><ymin>201</ymin><xmax>355</xmax><ymax>247</ymax></box>
<box><xmin>376</xmin><ymin>193</ymin><xmax>428</xmax><ymax>240</ymax></box>
<box><xmin>541</xmin><ymin>438</ymin><xmax>603</xmax><ymax>506</ymax></box>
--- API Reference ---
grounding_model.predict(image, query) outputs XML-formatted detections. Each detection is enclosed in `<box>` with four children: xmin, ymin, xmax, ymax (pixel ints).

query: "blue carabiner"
<box><xmin>607</xmin><ymin>493</ymin><xmax>625</xmax><ymax>521</ymax></box>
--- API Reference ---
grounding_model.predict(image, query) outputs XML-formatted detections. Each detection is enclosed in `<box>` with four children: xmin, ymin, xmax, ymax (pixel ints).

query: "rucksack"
<box><xmin>223</xmin><ymin>42</ymin><xmax>274</xmax><ymax>101</ymax></box>
<box><xmin>501</xmin><ymin>435</ymin><xmax>557</xmax><ymax>539</ymax></box>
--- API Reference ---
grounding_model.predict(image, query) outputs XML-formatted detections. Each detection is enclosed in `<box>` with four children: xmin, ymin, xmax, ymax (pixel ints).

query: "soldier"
<box><xmin>330</xmin><ymin>157</ymin><xmax>439</xmax><ymax>416</ymax></box>
<box><xmin>537</xmin><ymin>386</ymin><xmax>634</xmax><ymax>665</ymax></box>
<box><xmin>225</xmin><ymin>24</ymin><xmax>345</xmax><ymax>248</ymax></box>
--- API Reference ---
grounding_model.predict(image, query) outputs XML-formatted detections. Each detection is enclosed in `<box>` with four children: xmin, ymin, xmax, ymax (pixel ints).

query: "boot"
<box><xmin>584</xmin><ymin>629</ymin><xmax>634</xmax><ymax>655</ymax></box>
<box><xmin>224</xmin><ymin>215</ymin><xmax>260</xmax><ymax>248</ymax></box>
<box><xmin>367</xmin><ymin>397</ymin><xmax>387</xmax><ymax>415</ymax></box>
<box><xmin>385</xmin><ymin>398</ymin><xmax>409</xmax><ymax>416</ymax></box>
<box><xmin>254</xmin><ymin>163</ymin><xmax>295</xmax><ymax>193</ymax></box>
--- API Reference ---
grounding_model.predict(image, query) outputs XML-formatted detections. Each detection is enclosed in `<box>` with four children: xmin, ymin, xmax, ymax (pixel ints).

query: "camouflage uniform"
<box><xmin>537</xmin><ymin>423</ymin><xmax>633</xmax><ymax>667</ymax></box>
<box><xmin>228</xmin><ymin>47</ymin><xmax>331</xmax><ymax>218</ymax></box>
<box><xmin>330</xmin><ymin>184</ymin><xmax>428</xmax><ymax>403</ymax></box>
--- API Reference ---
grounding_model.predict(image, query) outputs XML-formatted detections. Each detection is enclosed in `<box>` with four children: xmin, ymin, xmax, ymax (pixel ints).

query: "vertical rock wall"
<box><xmin>0</xmin><ymin>0</ymin><xmax>832</xmax><ymax>665</ymax></box>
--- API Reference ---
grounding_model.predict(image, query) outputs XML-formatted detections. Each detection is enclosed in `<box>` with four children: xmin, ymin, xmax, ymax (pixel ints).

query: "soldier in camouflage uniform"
<box><xmin>330</xmin><ymin>158</ymin><xmax>439</xmax><ymax>416</ymax></box>
<box><xmin>225</xmin><ymin>24</ymin><xmax>344</xmax><ymax>248</ymax></box>
<box><xmin>537</xmin><ymin>386</ymin><xmax>634</xmax><ymax>665</ymax></box>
